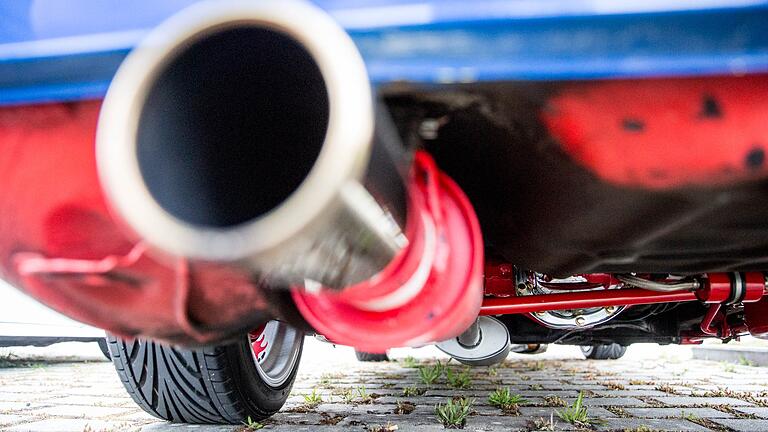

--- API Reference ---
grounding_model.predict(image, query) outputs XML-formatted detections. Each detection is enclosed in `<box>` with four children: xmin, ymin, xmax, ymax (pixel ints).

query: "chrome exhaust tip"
<box><xmin>97</xmin><ymin>0</ymin><xmax>406</xmax><ymax>288</ymax></box>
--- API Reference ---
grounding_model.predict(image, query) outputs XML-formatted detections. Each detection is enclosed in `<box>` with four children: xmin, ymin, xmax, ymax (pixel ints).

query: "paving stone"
<box><xmin>140</xmin><ymin>424</ymin><xmax>238</xmax><ymax>432</ymax></box>
<box><xmin>517</xmin><ymin>390</ymin><xmax>579</xmax><ymax>398</ymax></box>
<box><xmin>6</xmin><ymin>419</ymin><xmax>129</xmax><ymax>432</ymax></box>
<box><xmin>651</xmin><ymin>396</ymin><xmax>755</xmax><ymax>407</ymax></box>
<box><xmin>0</xmin><ymin>413</ymin><xmax>25</xmax><ymax>425</ymax></box>
<box><xmin>4</xmin><ymin>341</ymin><xmax>768</xmax><ymax>431</ymax></box>
<box><xmin>0</xmin><ymin>401</ymin><xmax>47</xmax><ymax>411</ymax></box>
<box><xmin>114</xmin><ymin>410</ymin><xmax>160</xmax><ymax>422</ymax></box>
<box><xmin>597</xmin><ymin>418</ymin><xmax>712</xmax><ymax>431</ymax></box>
<box><xmin>710</xmin><ymin>418</ymin><xmax>768</xmax><ymax>432</ymax></box>
<box><xmin>624</xmin><ymin>407</ymin><xmax>732</xmax><ymax>419</ymax></box>
<box><xmin>734</xmin><ymin>406</ymin><xmax>768</xmax><ymax>418</ymax></box>
<box><xmin>518</xmin><ymin>406</ymin><xmax>615</xmax><ymax>418</ymax></box>
<box><xmin>0</xmin><ymin>393</ymin><xmax>51</xmax><ymax>402</ymax></box>
<box><xmin>591</xmin><ymin>389</ymin><xmax>669</xmax><ymax>397</ymax></box>
<box><xmin>52</xmin><ymin>394</ymin><xmax>132</xmax><ymax>407</ymax></box>
<box><xmin>25</xmin><ymin>404</ymin><xmax>134</xmax><ymax>418</ymax></box>
<box><xmin>270</xmin><ymin>427</ymin><xmax>368</xmax><ymax>432</ymax></box>
<box><xmin>564</xmin><ymin>396</ymin><xmax>647</xmax><ymax>407</ymax></box>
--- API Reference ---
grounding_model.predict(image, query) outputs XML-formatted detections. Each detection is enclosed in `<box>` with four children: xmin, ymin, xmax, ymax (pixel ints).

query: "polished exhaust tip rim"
<box><xmin>97</xmin><ymin>0</ymin><xmax>374</xmax><ymax>261</ymax></box>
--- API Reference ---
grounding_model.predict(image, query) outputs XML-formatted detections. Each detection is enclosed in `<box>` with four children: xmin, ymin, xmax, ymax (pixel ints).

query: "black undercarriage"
<box><xmin>384</xmin><ymin>82</ymin><xmax>768</xmax><ymax>347</ymax></box>
<box><xmin>385</xmin><ymin>83</ymin><xmax>768</xmax><ymax>276</ymax></box>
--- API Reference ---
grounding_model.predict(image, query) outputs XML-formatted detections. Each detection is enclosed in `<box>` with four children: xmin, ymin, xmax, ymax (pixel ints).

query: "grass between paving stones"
<box><xmin>402</xmin><ymin>386</ymin><xmax>427</xmax><ymax>397</ymax></box>
<box><xmin>702</xmin><ymin>387</ymin><xmax>768</xmax><ymax>407</ymax></box>
<box><xmin>488</xmin><ymin>387</ymin><xmax>527</xmax><ymax>415</ymax></box>
<box><xmin>368</xmin><ymin>422</ymin><xmax>399</xmax><ymax>432</ymax></box>
<box><xmin>319</xmin><ymin>412</ymin><xmax>345</xmax><ymax>425</ymax></box>
<box><xmin>681</xmin><ymin>411</ymin><xmax>730</xmax><ymax>432</ymax></box>
<box><xmin>555</xmin><ymin>391</ymin><xmax>605</xmax><ymax>429</ymax></box>
<box><xmin>303</xmin><ymin>388</ymin><xmax>323</xmax><ymax>407</ymax></box>
<box><xmin>418</xmin><ymin>361</ymin><xmax>444</xmax><ymax>386</ymax></box>
<box><xmin>395</xmin><ymin>400</ymin><xmax>416</xmax><ymax>414</ymax></box>
<box><xmin>543</xmin><ymin>395</ymin><xmax>566</xmax><ymax>407</ymax></box>
<box><xmin>655</xmin><ymin>383</ymin><xmax>680</xmax><ymax>395</ymax></box>
<box><xmin>436</xmin><ymin>397</ymin><xmax>473</xmax><ymax>429</ymax></box>
<box><xmin>604</xmin><ymin>381</ymin><xmax>626</xmax><ymax>390</ymax></box>
<box><xmin>0</xmin><ymin>353</ymin><xmax>45</xmax><ymax>369</ymax></box>
<box><xmin>355</xmin><ymin>385</ymin><xmax>380</xmax><ymax>404</ymax></box>
<box><xmin>318</xmin><ymin>372</ymin><xmax>343</xmax><ymax>389</ymax></box>
<box><xmin>335</xmin><ymin>388</ymin><xmax>356</xmax><ymax>403</ymax></box>
<box><xmin>446</xmin><ymin>367</ymin><xmax>472</xmax><ymax>389</ymax></box>
<box><xmin>239</xmin><ymin>416</ymin><xmax>264</xmax><ymax>431</ymax></box>
<box><xmin>738</xmin><ymin>355</ymin><xmax>756</xmax><ymax>367</ymax></box>
<box><xmin>401</xmin><ymin>356</ymin><xmax>420</xmax><ymax>368</ymax></box>
<box><xmin>605</xmin><ymin>406</ymin><xmax>632</xmax><ymax>418</ymax></box>
<box><xmin>635</xmin><ymin>396</ymin><xmax>666</xmax><ymax>408</ymax></box>
<box><xmin>527</xmin><ymin>413</ymin><xmax>557</xmax><ymax>431</ymax></box>
<box><xmin>82</xmin><ymin>424</ymin><xmax>135</xmax><ymax>432</ymax></box>
<box><xmin>711</xmin><ymin>404</ymin><xmax>760</xmax><ymax>419</ymax></box>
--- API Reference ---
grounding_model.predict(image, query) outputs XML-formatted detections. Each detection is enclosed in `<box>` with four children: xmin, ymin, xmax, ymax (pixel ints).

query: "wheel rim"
<box><xmin>248</xmin><ymin>321</ymin><xmax>302</xmax><ymax>388</ymax></box>
<box><xmin>580</xmin><ymin>345</ymin><xmax>594</xmax><ymax>356</ymax></box>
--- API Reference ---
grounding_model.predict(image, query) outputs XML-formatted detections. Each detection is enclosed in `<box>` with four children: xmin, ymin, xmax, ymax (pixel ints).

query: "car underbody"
<box><xmin>2</xmin><ymin>0</ymin><xmax>768</xmax><ymax>425</ymax></box>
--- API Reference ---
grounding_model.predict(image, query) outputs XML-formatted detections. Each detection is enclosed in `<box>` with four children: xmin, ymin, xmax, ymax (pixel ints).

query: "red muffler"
<box><xmin>0</xmin><ymin>1</ymin><xmax>483</xmax><ymax>350</ymax></box>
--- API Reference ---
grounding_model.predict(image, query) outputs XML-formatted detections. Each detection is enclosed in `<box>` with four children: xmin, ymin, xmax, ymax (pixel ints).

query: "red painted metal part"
<box><xmin>697</xmin><ymin>272</ymin><xmax>766</xmax><ymax>304</ymax></box>
<box><xmin>481</xmin><ymin>270</ymin><xmax>767</xmax><ymax>316</ymax></box>
<box><xmin>542</xmin><ymin>75</ymin><xmax>768</xmax><ymax>189</ymax></box>
<box><xmin>0</xmin><ymin>101</ymin><xmax>484</xmax><ymax>350</ymax></box>
<box><xmin>481</xmin><ymin>270</ymin><xmax>768</xmax><ymax>341</ymax></box>
<box><xmin>697</xmin><ymin>273</ymin><xmax>733</xmax><ymax>304</ymax></box>
<box><xmin>480</xmin><ymin>288</ymin><xmax>699</xmax><ymax>315</ymax></box>
<box><xmin>292</xmin><ymin>152</ymin><xmax>484</xmax><ymax>353</ymax></box>
<box><xmin>0</xmin><ymin>101</ymin><xmax>273</xmax><ymax>345</ymax></box>
<box><xmin>3</xmin><ymin>76</ymin><xmax>768</xmax><ymax>348</ymax></box>
<box><xmin>483</xmin><ymin>261</ymin><xmax>515</xmax><ymax>297</ymax></box>
<box><xmin>699</xmin><ymin>303</ymin><xmax>723</xmax><ymax>337</ymax></box>
<box><xmin>745</xmin><ymin>298</ymin><xmax>768</xmax><ymax>339</ymax></box>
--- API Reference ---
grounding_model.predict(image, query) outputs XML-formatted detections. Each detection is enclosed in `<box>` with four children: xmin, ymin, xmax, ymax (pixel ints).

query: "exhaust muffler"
<box><xmin>97</xmin><ymin>0</ymin><xmax>484</xmax><ymax>351</ymax></box>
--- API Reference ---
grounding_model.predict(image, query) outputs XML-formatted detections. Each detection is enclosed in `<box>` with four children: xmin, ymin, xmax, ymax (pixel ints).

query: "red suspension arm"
<box><xmin>479</xmin><ymin>288</ymin><xmax>699</xmax><ymax>315</ymax></box>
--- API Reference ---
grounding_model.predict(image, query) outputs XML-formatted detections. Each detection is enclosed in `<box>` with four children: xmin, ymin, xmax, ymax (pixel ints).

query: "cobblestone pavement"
<box><xmin>2</xmin><ymin>341</ymin><xmax>768</xmax><ymax>431</ymax></box>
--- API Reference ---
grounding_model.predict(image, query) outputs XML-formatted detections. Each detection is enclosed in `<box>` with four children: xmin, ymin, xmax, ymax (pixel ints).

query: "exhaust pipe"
<box><xmin>97</xmin><ymin>0</ymin><xmax>484</xmax><ymax>351</ymax></box>
<box><xmin>98</xmin><ymin>0</ymin><xmax>406</xmax><ymax>289</ymax></box>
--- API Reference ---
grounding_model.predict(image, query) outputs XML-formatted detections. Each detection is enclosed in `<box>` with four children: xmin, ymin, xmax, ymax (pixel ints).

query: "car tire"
<box><xmin>354</xmin><ymin>350</ymin><xmax>389</xmax><ymax>362</ymax></box>
<box><xmin>106</xmin><ymin>321</ymin><xmax>303</xmax><ymax>424</ymax></box>
<box><xmin>511</xmin><ymin>344</ymin><xmax>548</xmax><ymax>354</ymax></box>
<box><xmin>580</xmin><ymin>343</ymin><xmax>627</xmax><ymax>360</ymax></box>
<box><xmin>97</xmin><ymin>338</ymin><xmax>111</xmax><ymax>360</ymax></box>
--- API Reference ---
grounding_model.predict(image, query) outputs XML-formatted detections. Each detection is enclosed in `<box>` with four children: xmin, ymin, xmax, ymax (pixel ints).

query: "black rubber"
<box><xmin>581</xmin><ymin>343</ymin><xmax>627</xmax><ymax>360</ymax></box>
<box><xmin>97</xmin><ymin>338</ymin><xmax>111</xmax><ymax>360</ymax></box>
<box><xmin>354</xmin><ymin>351</ymin><xmax>389</xmax><ymax>362</ymax></box>
<box><xmin>511</xmin><ymin>344</ymin><xmax>548</xmax><ymax>354</ymax></box>
<box><xmin>106</xmin><ymin>334</ymin><xmax>302</xmax><ymax>424</ymax></box>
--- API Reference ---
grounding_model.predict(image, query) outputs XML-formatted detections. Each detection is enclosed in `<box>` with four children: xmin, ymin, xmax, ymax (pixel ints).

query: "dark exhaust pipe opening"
<box><xmin>136</xmin><ymin>27</ymin><xmax>329</xmax><ymax>228</ymax></box>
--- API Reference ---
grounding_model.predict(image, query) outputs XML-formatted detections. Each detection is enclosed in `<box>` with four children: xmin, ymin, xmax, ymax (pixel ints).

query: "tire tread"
<box><xmin>582</xmin><ymin>343</ymin><xmax>627</xmax><ymax>360</ymax></box>
<box><xmin>107</xmin><ymin>335</ymin><xmax>250</xmax><ymax>424</ymax></box>
<box><xmin>354</xmin><ymin>350</ymin><xmax>389</xmax><ymax>362</ymax></box>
